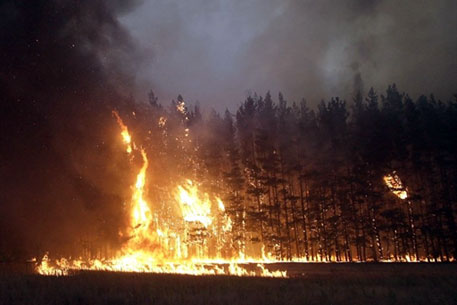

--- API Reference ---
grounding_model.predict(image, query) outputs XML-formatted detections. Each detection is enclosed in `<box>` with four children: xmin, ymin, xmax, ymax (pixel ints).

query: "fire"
<box><xmin>176</xmin><ymin>180</ymin><xmax>213</xmax><ymax>228</ymax></box>
<box><xmin>112</xmin><ymin>110</ymin><xmax>132</xmax><ymax>153</ymax></box>
<box><xmin>176</xmin><ymin>100</ymin><xmax>186</xmax><ymax>116</ymax></box>
<box><xmin>216</xmin><ymin>197</ymin><xmax>225</xmax><ymax>211</ymax></box>
<box><xmin>131</xmin><ymin>149</ymin><xmax>151</xmax><ymax>232</ymax></box>
<box><xmin>158</xmin><ymin>116</ymin><xmax>167</xmax><ymax>127</ymax></box>
<box><xmin>384</xmin><ymin>172</ymin><xmax>408</xmax><ymax>199</ymax></box>
<box><xmin>35</xmin><ymin>111</ymin><xmax>287</xmax><ymax>278</ymax></box>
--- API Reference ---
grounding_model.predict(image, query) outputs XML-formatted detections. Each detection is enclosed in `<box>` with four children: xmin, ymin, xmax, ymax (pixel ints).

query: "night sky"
<box><xmin>0</xmin><ymin>0</ymin><xmax>456</xmax><ymax>259</ymax></box>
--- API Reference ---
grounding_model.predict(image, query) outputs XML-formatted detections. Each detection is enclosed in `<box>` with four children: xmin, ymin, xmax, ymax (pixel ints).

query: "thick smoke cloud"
<box><xmin>124</xmin><ymin>0</ymin><xmax>457</xmax><ymax>109</ymax></box>
<box><xmin>0</xmin><ymin>1</ymin><xmax>141</xmax><ymax>259</ymax></box>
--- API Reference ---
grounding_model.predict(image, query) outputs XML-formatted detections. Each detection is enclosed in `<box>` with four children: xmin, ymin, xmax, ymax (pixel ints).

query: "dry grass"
<box><xmin>1</xmin><ymin>263</ymin><xmax>456</xmax><ymax>305</ymax></box>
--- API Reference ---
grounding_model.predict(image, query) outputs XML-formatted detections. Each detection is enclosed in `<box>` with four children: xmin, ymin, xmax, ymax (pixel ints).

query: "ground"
<box><xmin>1</xmin><ymin>263</ymin><xmax>456</xmax><ymax>305</ymax></box>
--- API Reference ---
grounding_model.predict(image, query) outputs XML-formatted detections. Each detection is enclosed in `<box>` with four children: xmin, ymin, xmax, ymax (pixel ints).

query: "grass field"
<box><xmin>1</xmin><ymin>263</ymin><xmax>456</xmax><ymax>305</ymax></box>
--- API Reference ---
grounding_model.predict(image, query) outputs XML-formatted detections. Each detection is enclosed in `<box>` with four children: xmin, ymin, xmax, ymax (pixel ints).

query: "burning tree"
<box><xmin>27</xmin><ymin>86</ymin><xmax>457</xmax><ymax>275</ymax></box>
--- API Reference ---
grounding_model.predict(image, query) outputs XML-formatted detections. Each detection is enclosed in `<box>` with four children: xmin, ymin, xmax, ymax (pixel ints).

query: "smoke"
<box><xmin>123</xmin><ymin>0</ymin><xmax>457</xmax><ymax>109</ymax></box>
<box><xmin>0</xmin><ymin>1</ymin><xmax>141</xmax><ymax>259</ymax></box>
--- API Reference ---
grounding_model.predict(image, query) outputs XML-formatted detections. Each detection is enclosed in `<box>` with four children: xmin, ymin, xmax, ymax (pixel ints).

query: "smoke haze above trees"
<box><xmin>123</xmin><ymin>0</ymin><xmax>457</xmax><ymax>109</ymax></box>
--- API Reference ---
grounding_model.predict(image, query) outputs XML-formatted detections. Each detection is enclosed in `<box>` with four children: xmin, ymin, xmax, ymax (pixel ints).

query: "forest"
<box><xmin>113</xmin><ymin>84</ymin><xmax>457</xmax><ymax>263</ymax></box>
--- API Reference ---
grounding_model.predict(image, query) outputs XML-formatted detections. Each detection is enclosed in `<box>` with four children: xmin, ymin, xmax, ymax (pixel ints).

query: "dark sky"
<box><xmin>122</xmin><ymin>0</ymin><xmax>457</xmax><ymax>110</ymax></box>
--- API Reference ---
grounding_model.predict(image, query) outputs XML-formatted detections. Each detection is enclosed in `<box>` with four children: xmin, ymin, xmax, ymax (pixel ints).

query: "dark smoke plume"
<box><xmin>0</xmin><ymin>1</ymin><xmax>141</xmax><ymax>260</ymax></box>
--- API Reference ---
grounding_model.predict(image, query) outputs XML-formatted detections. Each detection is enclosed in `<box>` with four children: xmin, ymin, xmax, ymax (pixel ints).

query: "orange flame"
<box><xmin>112</xmin><ymin>110</ymin><xmax>132</xmax><ymax>154</ymax></box>
<box><xmin>384</xmin><ymin>172</ymin><xmax>408</xmax><ymax>200</ymax></box>
<box><xmin>176</xmin><ymin>180</ymin><xmax>213</xmax><ymax>228</ymax></box>
<box><xmin>35</xmin><ymin>111</ymin><xmax>287</xmax><ymax>278</ymax></box>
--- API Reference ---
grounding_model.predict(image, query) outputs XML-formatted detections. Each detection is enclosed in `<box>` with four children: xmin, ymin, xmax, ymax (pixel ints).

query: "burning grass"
<box><xmin>2</xmin><ymin>263</ymin><xmax>457</xmax><ymax>305</ymax></box>
<box><xmin>34</xmin><ymin>112</ymin><xmax>288</xmax><ymax>277</ymax></box>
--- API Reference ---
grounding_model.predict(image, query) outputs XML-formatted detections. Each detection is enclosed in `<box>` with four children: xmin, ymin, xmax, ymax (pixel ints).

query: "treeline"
<box><xmin>126</xmin><ymin>84</ymin><xmax>457</xmax><ymax>262</ymax></box>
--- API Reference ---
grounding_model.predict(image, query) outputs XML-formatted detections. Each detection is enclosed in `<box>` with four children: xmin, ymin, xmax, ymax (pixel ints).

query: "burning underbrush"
<box><xmin>33</xmin><ymin>96</ymin><xmax>454</xmax><ymax>277</ymax></box>
<box><xmin>35</xmin><ymin>110</ymin><xmax>287</xmax><ymax>277</ymax></box>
